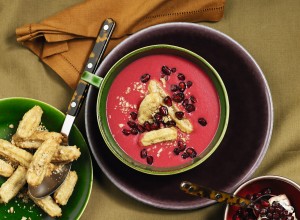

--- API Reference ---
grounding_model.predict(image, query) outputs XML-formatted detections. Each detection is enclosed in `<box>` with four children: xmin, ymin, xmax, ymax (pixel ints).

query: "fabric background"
<box><xmin>1</xmin><ymin>0</ymin><xmax>300</xmax><ymax>219</ymax></box>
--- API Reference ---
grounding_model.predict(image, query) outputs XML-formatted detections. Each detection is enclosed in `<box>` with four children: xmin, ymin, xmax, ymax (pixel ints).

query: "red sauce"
<box><xmin>106</xmin><ymin>54</ymin><xmax>220</xmax><ymax>168</ymax></box>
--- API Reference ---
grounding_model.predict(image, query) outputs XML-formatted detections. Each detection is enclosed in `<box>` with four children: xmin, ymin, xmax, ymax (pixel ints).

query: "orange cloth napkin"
<box><xmin>16</xmin><ymin>0</ymin><xmax>225</xmax><ymax>89</ymax></box>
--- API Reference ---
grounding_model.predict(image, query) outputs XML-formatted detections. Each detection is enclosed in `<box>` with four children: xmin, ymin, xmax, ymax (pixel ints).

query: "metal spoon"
<box><xmin>29</xmin><ymin>18</ymin><xmax>116</xmax><ymax>198</ymax></box>
<box><xmin>180</xmin><ymin>181</ymin><xmax>274</xmax><ymax>216</ymax></box>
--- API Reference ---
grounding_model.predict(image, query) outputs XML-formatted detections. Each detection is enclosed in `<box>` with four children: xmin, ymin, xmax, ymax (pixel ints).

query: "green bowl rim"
<box><xmin>96</xmin><ymin>44</ymin><xmax>229</xmax><ymax>175</ymax></box>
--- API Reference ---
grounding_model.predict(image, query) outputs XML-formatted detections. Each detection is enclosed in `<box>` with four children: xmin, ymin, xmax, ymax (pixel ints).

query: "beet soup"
<box><xmin>106</xmin><ymin>53</ymin><xmax>221</xmax><ymax>168</ymax></box>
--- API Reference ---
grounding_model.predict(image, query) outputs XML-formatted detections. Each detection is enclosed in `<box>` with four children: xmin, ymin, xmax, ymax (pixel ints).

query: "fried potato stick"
<box><xmin>0</xmin><ymin>158</ymin><xmax>14</xmax><ymax>177</ymax></box>
<box><xmin>29</xmin><ymin>194</ymin><xmax>62</xmax><ymax>217</ymax></box>
<box><xmin>27</xmin><ymin>138</ymin><xmax>59</xmax><ymax>186</ymax></box>
<box><xmin>16</xmin><ymin>105</ymin><xmax>43</xmax><ymax>139</ymax></box>
<box><xmin>0</xmin><ymin>166</ymin><xmax>27</xmax><ymax>203</ymax></box>
<box><xmin>12</xmin><ymin>131</ymin><xmax>63</xmax><ymax>149</ymax></box>
<box><xmin>54</xmin><ymin>171</ymin><xmax>78</xmax><ymax>205</ymax></box>
<box><xmin>0</xmin><ymin>139</ymin><xmax>33</xmax><ymax>168</ymax></box>
<box><xmin>51</xmin><ymin>146</ymin><xmax>81</xmax><ymax>163</ymax></box>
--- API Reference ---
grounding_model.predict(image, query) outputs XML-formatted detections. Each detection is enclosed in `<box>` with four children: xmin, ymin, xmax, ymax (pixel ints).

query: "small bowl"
<box><xmin>224</xmin><ymin>175</ymin><xmax>300</xmax><ymax>220</ymax></box>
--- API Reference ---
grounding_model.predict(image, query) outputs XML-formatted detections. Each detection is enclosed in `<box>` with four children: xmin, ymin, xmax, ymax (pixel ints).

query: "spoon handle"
<box><xmin>180</xmin><ymin>181</ymin><xmax>252</xmax><ymax>207</ymax></box>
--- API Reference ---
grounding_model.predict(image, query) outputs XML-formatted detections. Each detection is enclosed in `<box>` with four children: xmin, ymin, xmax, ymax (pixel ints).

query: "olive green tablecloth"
<box><xmin>1</xmin><ymin>1</ymin><xmax>300</xmax><ymax>219</ymax></box>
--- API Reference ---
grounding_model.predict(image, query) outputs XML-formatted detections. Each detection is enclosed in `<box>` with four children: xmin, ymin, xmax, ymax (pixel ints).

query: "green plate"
<box><xmin>0</xmin><ymin>97</ymin><xmax>93</xmax><ymax>220</ymax></box>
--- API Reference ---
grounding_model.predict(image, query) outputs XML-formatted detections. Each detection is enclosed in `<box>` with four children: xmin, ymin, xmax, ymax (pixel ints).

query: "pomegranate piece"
<box><xmin>143</xmin><ymin>121</ymin><xmax>152</xmax><ymax>131</ymax></box>
<box><xmin>154</xmin><ymin>112</ymin><xmax>163</xmax><ymax>122</ymax></box>
<box><xmin>172</xmin><ymin>92</ymin><xmax>185</xmax><ymax>103</ymax></box>
<box><xmin>186</xmin><ymin>81</ymin><xmax>193</xmax><ymax>88</ymax></box>
<box><xmin>166</xmin><ymin>120</ymin><xmax>176</xmax><ymax>127</ymax></box>
<box><xmin>146</xmin><ymin>156</ymin><xmax>154</xmax><ymax>165</ymax></box>
<box><xmin>260</xmin><ymin>199</ymin><xmax>270</xmax><ymax>207</ymax></box>
<box><xmin>140</xmin><ymin>73</ymin><xmax>151</xmax><ymax>83</ymax></box>
<box><xmin>170</xmin><ymin>84</ymin><xmax>178</xmax><ymax>92</ymax></box>
<box><xmin>185</xmin><ymin>104</ymin><xmax>195</xmax><ymax>113</ymax></box>
<box><xmin>181</xmin><ymin>152</ymin><xmax>189</xmax><ymax>159</ymax></box>
<box><xmin>175</xmin><ymin>111</ymin><xmax>184</xmax><ymax>120</ymax></box>
<box><xmin>178</xmin><ymin>82</ymin><xmax>186</xmax><ymax>92</ymax></box>
<box><xmin>122</xmin><ymin>129</ymin><xmax>131</xmax><ymax>136</ymax></box>
<box><xmin>127</xmin><ymin>120</ymin><xmax>137</xmax><ymax>128</ymax></box>
<box><xmin>130</xmin><ymin>128</ymin><xmax>139</xmax><ymax>135</ymax></box>
<box><xmin>198</xmin><ymin>118</ymin><xmax>207</xmax><ymax>126</ymax></box>
<box><xmin>177</xmin><ymin>140</ymin><xmax>186</xmax><ymax>151</ymax></box>
<box><xmin>151</xmin><ymin>122</ymin><xmax>160</xmax><ymax>130</ymax></box>
<box><xmin>171</xmin><ymin>67</ymin><xmax>176</xmax><ymax>73</ymax></box>
<box><xmin>182</xmin><ymin>98</ymin><xmax>189</xmax><ymax>107</ymax></box>
<box><xmin>159</xmin><ymin>106</ymin><xmax>168</xmax><ymax>116</ymax></box>
<box><xmin>173</xmin><ymin>148</ymin><xmax>180</xmax><ymax>155</ymax></box>
<box><xmin>163</xmin><ymin>96</ymin><xmax>172</xmax><ymax>107</ymax></box>
<box><xmin>137</xmin><ymin>124</ymin><xmax>145</xmax><ymax>133</ymax></box>
<box><xmin>161</xmin><ymin>65</ymin><xmax>172</xmax><ymax>75</ymax></box>
<box><xmin>140</xmin><ymin>149</ymin><xmax>147</xmax><ymax>158</ymax></box>
<box><xmin>130</xmin><ymin>112</ymin><xmax>137</xmax><ymax>120</ymax></box>
<box><xmin>186</xmin><ymin>148</ymin><xmax>197</xmax><ymax>158</ymax></box>
<box><xmin>190</xmin><ymin>95</ymin><xmax>197</xmax><ymax>103</ymax></box>
<box><xmin>177</xmin><ymin>73</ymin><xmax>185</xmax><ymax>81</ymax></box>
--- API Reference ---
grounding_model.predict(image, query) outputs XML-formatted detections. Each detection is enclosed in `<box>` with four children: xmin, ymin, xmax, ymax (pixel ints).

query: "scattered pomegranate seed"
<box><xmin>143</xmin><ymin>121</ymin><xmax>152</xmax><ymax>131</ymax></box>
<box><xmin>140</xmin><ymin>73</ymin><xmax>151</xmax><ymax>83</ymax></box>
<box><xmin>130</xmin><ymin>128</ymin><xmax>139</xmax><ymax>135</ymax></box>
<box><xmin>185</xmin><ymin>104</ymin><xmax>195</xmax><ymax>113</ymax></box>
<box><xmin>151</xmin><ymin>122</ymin><xmax>160</xmax><ymax>130</ymax></box>
<box><xmin>171</xmin><ymin>67</ymin><xmax>176</xmax><ymax>73</ymax></box>
<box><xmin>198</xmin><ymin>118</ymin><xmax>207</xmax><ymax>126</ymax></box>
<box><xmin>186</xmin><ymin>81</ymin><xmax>193</xmax><ymax>88</ymax></box>
<box><xmin>261</xmin><ymin>199</ymin><xmax>270</xmax><ymax>207</ymax></box>
<box><xmin>163</xmin><ymin>96</ymin><xmax>172</xmax><ymax>107</ymax></box>
<box><xmin>172</xmin><ymin>92</ymin><xmax>185</xmax><ymax>102</ymax></box>
<box><xmin>182</xmin><ymin>99</ymin><xmax>189</xmax><ymax>107</ymax></box>
<box><xmin>166</xmin><ymin>120</ymin><xmax>176</xmax><ymax>127</ymax></box>
<box><xmin>137</xmin><ymin>124</ymin><xmax>145</xmax><ymax>133</ymax></box>
<box><xmin>127</xmin><ymin>120</ymin><xmax>137</xmax><ymax>128</ymax></box>
<box><xmin>186</xmin><ymin>148</ymin><xmax>197</xmax><ymax>158</ymax></box>
<box><xmin>130</xmin><ymin>112</ymin><xmax>137</xmax><ymax>120</ymax></box>
<box><xmin>170</xmin><ymin>84</ymin><xmax>178</xmax><ymax>92</ymax></box>
<box><xmin>140</xmin><ymin>149</ymin><xmax>147</xmax><ymax>158</ymax></box>
<box><xmin>122</xmin><ymin>129</ymin><xmax>131</xmax><ymax>136</ymax></box>
<box><xmin>161</xmin><ymin>65</ymin><xmax>172</xmax><ymax>75</ymax></box>
<box><xmin>173</xmin><ymin>148</ymin><xmax>180</xmax><ymax>155</ymax></box>
<box><xmin>178</xmin><ymin>82</ymin><xmax>186</xmax><ymax>92</ymax></box>
<box><xmin>175</xmin><ymin>111</ymin><xmax>184</xmax><ymax>120</ymax></box>
<box><xmin>181</xmin><ymin>152</ymin><xmax>189</xmax><ymax>159</ymax></box>
<box><xmin>146</xmin><ymin>156</ymin><xmax>154</xmax><ymax>165</ymax></box>
<box><xmin>177</xmin><ymin>73</ymin><xmax>185</xmax><ymax>81</ymax></box>
<box><xmin>177</xmin><ymin>140</ymin><xmax>186</xmax><ymax>151</ymax></box>
<box><xmin>159</xmin><ymin>106</ymin><xmax>168</xmax><ymax>116</ymax></box>
<box><xmin>190</xmin><ymin>95</ymin><xmax>197</xmax><ymax>103</ymax></box>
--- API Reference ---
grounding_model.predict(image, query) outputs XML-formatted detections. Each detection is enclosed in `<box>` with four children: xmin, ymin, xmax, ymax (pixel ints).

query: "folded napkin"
<box><xmin>16</xmin><ymin>0</ymin><xmax>225</xmax><ymax>89</ymax></box>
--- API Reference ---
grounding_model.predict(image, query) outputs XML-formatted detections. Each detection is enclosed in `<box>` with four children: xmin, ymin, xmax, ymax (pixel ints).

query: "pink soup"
<box><xmin>106</xmin><ymin>54</ymin><xmax>220</xmax><ymax>168</ymax></box>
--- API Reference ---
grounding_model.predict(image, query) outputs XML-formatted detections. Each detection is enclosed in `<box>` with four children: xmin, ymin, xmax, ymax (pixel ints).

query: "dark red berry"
<box><xmin>170</xmin><ymin>84</ymin><xmax>178</xmax><ymax>92</ymax></box>
<box><xmin>159</xmin><ymin>106</ymin><xmax>168</xmax><ymax>116</ymax></box>
<box><xmin>182</xmin><ymin>99</ymin><xmax>189</xmax><ymax>107</ymax></box>
<box><xmin>190</xmin><ymin>95</ymin><xmax>197</xmax><ymax>103</ymax></box>
<box><xmin>130</xmin><ymin>112</ymin><xmax>137</xmax><ymax>120</ymax></box>
<box><xmin>171</xmin><ymin>67</ymin><xmax>176</xmax><ymax>73</ymax></box>
<box><xmin>185</xmin><ymin>104</ymin><xmax>195</xmax><ymax>113</ymax></box>
<box><xmin>177</xmin><ymin>73</ymin><xmax>185</xmax><ymax>81</ymax></box>
<box><xmin>151</xmin><ymin>122</ymin><xmax>160</xmax><ymax>130</ymax></box>
<box><xmin>178</xmin><ymin>140</ymin><xmax>186</xmax><ymax>151</ymax></box>
<box><xmin>172</xmin><ymin>92</ymin><xmax>185</xmax><ymax>103</ymax></box>
<box><xmin>140</xmin><ymin>73</ymin><xmax>150</xmax><ymax>83</ymax></box>
<box><xmin>140</xmin><ymin>149</ymin><xmax>147</xmax><ymax>158</ymax></box>
<box><xmin>175</xmin><ymin>111</ymin><xmax>184</xmax><ymax>120</ymax></box>
<box><xmin>166</xmin><ymin>120</ymin><xmax>176</xmax><ymax>127</ymax></box>
<box><xmin>186</xmin><ymin>148</ymin><xmax>197</xmax><ymax>158</ymax></box>
<box><xmin>127</xmin><ymin>120</ymin><xmax>137</xmax><ymax>128</ymax></box>
<box><xmin>261</xmin><ymin>199</ymin><xmax>270</xmax><ymax>207</ymax></box>
<box><xmin>178</xmin><ymin>82</ymin><xmax>186</xmax><ymax>92</ymax></box>
<box><xmin>146</xmin><ymin>156</ymin><xmax>153</xmax><ymax>165</ymax></box>
<box><xmin>130</xmin><ymin>128</ymin><xmax>139</xmax><ymax>135</ymax></box>
<box><xmin>163</xmin><ymin>96</ymin><xmax>172</xmax><ymax>107</ymax></box>
<box><xmin>122</xmin><ymin>129</ymin><xmax>131</xmax><ymax>136</ymax></box>
<box><xmin>137</xmin><ymin>124</ymin><xmax>145</xmax><ymax>133</ymax></box>
<box><xmin>144</xmin><ymin>121</ymin><xmax>152</xmax><ymax>131</ymax></box>
<box><xmin>186</xmin><ymin>81</ymin><xmax>193</xmax><ymax>88</ymax></box>
<box><xmin>154</xmin><ymin>113</ymin><xmax>163</xmax><ymax>122</ymax></box>
<box><xmin>161</xmin><ymin>65</ymin><xmax>172</xmax><ymax>75</ymax></box>
<box><xmin>198</xmin><ymin>118</ymin><xmax>207</xmax><ymax>126</ymax></box>
<box><xmin>173</xmin><ymin>148</ymin><xmax>180</xmax><ymax>155</ymax></box>
<box><xmin>181</xmin><ymin>152</ymin><xmax>189</xmax><ymax>159</ymax></box>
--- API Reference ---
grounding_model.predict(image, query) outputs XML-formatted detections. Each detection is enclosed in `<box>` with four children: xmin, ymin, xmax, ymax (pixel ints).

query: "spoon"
<box><xmin>28</xmin><ymin>18</ymin><xmax>116</xmax><ymax>198</ymax></box>
<box><xmin>180</xmin><ymin>181</ymin><xmax>273</xmax><ymax>217</ymax></box>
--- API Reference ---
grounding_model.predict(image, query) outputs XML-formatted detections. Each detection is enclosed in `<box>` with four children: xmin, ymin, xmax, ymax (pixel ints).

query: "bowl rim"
<box><xmin>96</xmin><ymin>44</ymin><xmax>229</xmax><ymax>175</ymax></box>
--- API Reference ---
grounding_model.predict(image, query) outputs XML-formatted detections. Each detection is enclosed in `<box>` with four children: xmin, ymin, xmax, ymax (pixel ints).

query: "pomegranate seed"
<box><xmin>185</xmin><ymin>104</ymin><xmax>195</xmax><ymax>113</ymax></box>
<box><xmin>186</xmin><ymin>148</ymin><xmax>197</xmax><ymax>158</ymax></box>
<box><xmin>159</xmin><ymin>106</ymin><xmax>168</xmax><ymax>116</ymax></box>
<box><xmin>161</xmin><ymin>65</ymin><xmax>172</xmax><ymax>75</ymax></box>
<box><xmin>175</xmin><ymin>111</ymin><xmax>184</xmax><ymax>120</ymax></box>
<box><xmin>146</xmin><ymin>156</ymin><xmax>153</xmax><ymax>165</ymax></box>
<box><xmin>172</xmin><ymin>92</ymin><xmax>185</xmax><ymax>103</ymax></box>
<box><xmin>171</xmin><ymin>67</ymin><xmax>176</xmax><ymax>73</ymax></box>
<box><xmin>198</xmin><ymin>118</ymin><xmax>207</xmax><ymax>126</ymax></box>
<box><xmin>261</xmin><ymin>199</ymin><xmax>270</xmax><ymax>207</ymax></box>
<box><xmin>151</xmin><ymin>122</ymin><xmax>160</xmax><ymax>130</ymax></box>
<box><xmin>130</xmin><ymin>112</ymin><xmax>137</xmax><ymax>120</ymax></box>
<box><xmin>177</xmin><ymin>73</ymin><xmax>185</xmax><ymax>81</ymax></box>
<box><xmin>178</xmin><ymin>140</ymin><xmax>186</xmax><ymax>151</ymax></box>
<box><xmin>173</xmin><ymin>148</ymin><xmax>180</xmax><ymax>155</ymax></box>
<box><xmin>190</xmin><ymin>95</ymin><xmax>197</xmax><ymax>103</ymax></box>
<box><xmin>140</xmin><ymin>73</ymin><xmax>150</xmax><ymax>83</ymax></box>
<box><xmin>127</xmin><ymin>120</ymin><xmax>137</xmax><ymax>128</ymax></box>
<box><xmin>137</xmin><ymin>124</ymin><xmax>145</xmax><ymax>133</ymax></box>
<box><xmin>122</xmin><ymin>129</ymin><xmax>131</xmax><ymax>136</ymax></box>
<box><xmin>154</xmin><ymin>113</ymin><xmax>163</xmax><ymax>122</ymax></box>
<box><xmin>170</xmin><ymin>84</ymin><xmax>178</xmax><ymax>92</ymax></box>
<box><xmin>178</xmin><ymin>82</ymin><xmax>186</xmax><ymax>92</ymax></box>
<box><xmin>166</xmin><ymin>120</ymin><xmax>176</xmax><ymax>127</ymax></box>
<box><xmin>182</xmin><ymin>98</ymin><xmax>189</xmax><ymax>107</ymax></box>
<box><xmin>163</xmin><ymin>96</ymin><xmax>172</xmax><ymax>107</ymax></box>
<box><xmin>140</xmin><ymin>149</ymin><xmax>147</xmax><ymax>158</ymax></box>
<box><xmin>186</xmin><ymin>81</ymin><xmax>193</xmax><ymax>88</ymax></box>
<box><xmin>160</xmin><ymin>73</ymin><xmax>165</xmax><ymax>78</ymax></box>
<box><xmin>181</xmin><ymin>152</ymin><xmax>189</xmax><ymax>159</ymax></box>
<box><xmin>144</xmin><ymin>121</ymin><xmax>152</xmax><ymax>131</ymax></box>
<box><xmin>130</xmin><ymin>128</ymin><xmax>139</xmax><ymax>135</ymax></box>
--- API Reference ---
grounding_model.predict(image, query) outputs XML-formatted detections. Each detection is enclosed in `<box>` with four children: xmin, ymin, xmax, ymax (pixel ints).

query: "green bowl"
<box><xmin>93</xmin><ymin>44</ymin><xmax>229</xmax><ymax>175</ymax></box>
<box><xmin>0</xmin><ymin>97</ymin><xmax>93</xmax><ymax>220</ymax></box>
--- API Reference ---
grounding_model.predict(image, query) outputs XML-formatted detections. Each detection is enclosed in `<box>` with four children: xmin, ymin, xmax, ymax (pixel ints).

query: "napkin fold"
<box><xmin>16</xmin><ymin>0</ymin><xmax>226</xmax><ymax>88</ymax></box>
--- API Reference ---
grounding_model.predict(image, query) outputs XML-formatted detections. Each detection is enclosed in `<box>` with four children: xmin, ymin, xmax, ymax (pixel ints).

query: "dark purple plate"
<box><xmin>84</xmin><ymin>23</ymin><xmax>273</xmax><ymax>210</ymax></box>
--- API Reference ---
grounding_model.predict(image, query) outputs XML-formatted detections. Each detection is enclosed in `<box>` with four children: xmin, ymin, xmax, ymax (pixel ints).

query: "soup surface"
<box><xmin>106</xmin><ymin>54</ymin><xmax>220</xmax><ymax>168</ymax></box>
